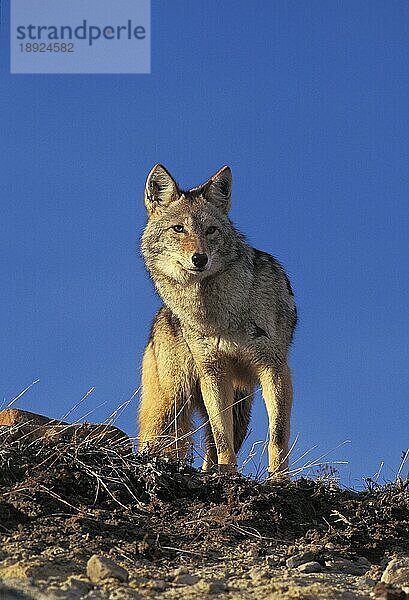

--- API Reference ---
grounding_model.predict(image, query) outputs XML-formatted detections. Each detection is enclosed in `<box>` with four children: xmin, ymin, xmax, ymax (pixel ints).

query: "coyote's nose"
<box><xmin>191</xmin><ymin>253</ymin><xmax>208</xmax><ymax>269</ymax></box>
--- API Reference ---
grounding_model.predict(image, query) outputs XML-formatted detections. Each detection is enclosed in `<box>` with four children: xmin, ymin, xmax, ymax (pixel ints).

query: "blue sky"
<box><xmin>1</xmin><ymin>1</ymin><xmax>408</xmax><ymax>487</ymax></box>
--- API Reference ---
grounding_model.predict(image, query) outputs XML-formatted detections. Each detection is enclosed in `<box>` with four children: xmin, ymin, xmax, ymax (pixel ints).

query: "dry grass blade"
<box><xmin>60</xmin><ymin>387</ymin><xmax>96</xmax><ymax>421</ymax></box>
<box><xmin>3</xmin><ymin>379</ymin><xmax>40</xmax><ymax>410</ymax></box>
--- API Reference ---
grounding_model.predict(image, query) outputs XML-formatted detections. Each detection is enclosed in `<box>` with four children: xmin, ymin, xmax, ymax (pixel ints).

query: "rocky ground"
<box><xmin>0</xmin><ymin>421</ymin><xmax>408</xmax><ymax>600</ymax></box>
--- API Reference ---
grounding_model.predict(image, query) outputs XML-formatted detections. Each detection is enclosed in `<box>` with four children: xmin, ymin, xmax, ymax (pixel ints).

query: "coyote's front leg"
<box><xmin>198</xmin><ymin>366</ymin><xmax>236</xmax><ymax>471</ymax></box>
<box><xmin>258</xmin><ymin>362</ymin><xmax>293</xmax><ymax>476</ymax></box>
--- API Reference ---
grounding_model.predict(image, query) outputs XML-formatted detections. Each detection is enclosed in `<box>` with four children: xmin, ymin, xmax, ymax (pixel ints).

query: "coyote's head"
<box><xmin>141</xmin><ymin>165</ymin><xmax>244</xmax><ymax>283</ymax></box>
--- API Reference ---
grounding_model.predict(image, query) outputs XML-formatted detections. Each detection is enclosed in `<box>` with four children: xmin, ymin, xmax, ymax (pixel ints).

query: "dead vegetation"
<box><xmin>0</xmin><ymin>423</ymin><xmax>408</xmax><ymax>572</ymax></box>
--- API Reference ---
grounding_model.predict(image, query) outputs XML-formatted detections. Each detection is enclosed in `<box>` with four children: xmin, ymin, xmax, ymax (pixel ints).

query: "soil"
<box><xmin>0</xmin><ymin>426</ymin><xmax>408</xmax><ymax>599</ymax></box>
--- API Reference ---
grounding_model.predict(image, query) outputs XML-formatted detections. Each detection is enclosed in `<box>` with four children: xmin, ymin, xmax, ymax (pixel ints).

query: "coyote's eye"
<box><xmin>172</xmin><ymin>224</ymin><xmax>185</xmax><ymax>233</ymax></box>
<box><xmin>206</xmin><ymin>226</ymin><xmax>217</xmax><ymax>235</ymax></box>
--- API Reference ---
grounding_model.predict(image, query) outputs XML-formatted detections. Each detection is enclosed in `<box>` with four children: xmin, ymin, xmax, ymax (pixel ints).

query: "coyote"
<box><xmin>138</xmin><ymin>165</ymin><xmax>297</xmax><ymax>475</ymax></box>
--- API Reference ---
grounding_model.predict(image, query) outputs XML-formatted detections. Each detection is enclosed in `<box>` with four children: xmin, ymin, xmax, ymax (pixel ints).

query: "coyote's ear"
<box><xmin>200</xmin><ymin>166</ymin><xmax>232</xmax><ymax>213</ymax></box>
<box><xmin>144</xmin><ymin>164</ymin><xmax>179</xmax><ymax>215</ymax></box>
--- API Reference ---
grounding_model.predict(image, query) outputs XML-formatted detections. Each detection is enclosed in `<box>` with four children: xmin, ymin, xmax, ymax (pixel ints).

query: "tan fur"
<box><xmin>138</xmin><ymin>165</ymin><xmax>297</xmax><ymax>476</ymax></box>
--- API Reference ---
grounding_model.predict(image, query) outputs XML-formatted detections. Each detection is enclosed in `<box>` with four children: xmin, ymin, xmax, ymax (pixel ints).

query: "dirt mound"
<box><xmin>0</xmin><ymin>425</ymin><xmax>408</xmax><ymax>598</ymax></box>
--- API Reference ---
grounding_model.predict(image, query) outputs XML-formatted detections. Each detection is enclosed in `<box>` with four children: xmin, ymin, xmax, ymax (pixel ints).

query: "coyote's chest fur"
<box><xmin>153</xmin><ymin>259</ymin><xmax>255</xmax><ymax>341</ymax></box>
<box><xmin>138</xmin><ymin>164</ymin><xmax>297</xmax><ymax>476</ymax></box>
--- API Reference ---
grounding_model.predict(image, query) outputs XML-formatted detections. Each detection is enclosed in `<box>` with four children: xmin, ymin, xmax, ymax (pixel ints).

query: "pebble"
<box><xmin>264</xmin><ymin>555</ymin><xmax>280</xmax><ymax>567</ymax></box>
<box><xmin>286</xmin><ymin>551</ymin><xmax>315</xmax><ymax>569</ymax></box>
<box><xmin>173</xmin><ymin>573</ymin><xmax>200</xmax><ymax>585</ymax></box>
<box><xmin>196</xmin><ymin>578</ymin><xmax>228</xmax><ymax>594</ymax></box>
<box><xmin>150</xmin><ymin>579</ymin><xmax>167</xmax><ymax>591</ymax></box>
<box><xmin>86</xmin><ymin>554</ymin><xmax>129</xmax><ymax>584</ymax></box>
<box><xmin>371</xmin><ymin>581</ymin><xmax>407</xmax><ymax>599</ymax></box>
<box><xmin>249</xmin><ymin>567</ymin><xmax>269</xmax><ymax>581</ymax></box>
<box><xmin>306</xmin><ymin>545</ymin><xmax>323</xmax><ymax>554</ymax></box>
<box><xmin>357</xmin><ymin>575</ymin><xmax>377</xmax><ymax>588</ymax></box>
<box><xmin>60</xmin><ymin>576</ymin><xmax>93</xmax><ymax>595</ymax></box>
<box><xmin>296</xmin><ymin>561</ymin><xmax>323</xmax><ymax>574</ymax></box>
<box><xmin>381</xmin><ymin>557</ymin><xmax>409</xmax><ymax>592</ymax></box>
<box><xmin>109</xmin><ymin>589</ymin><xmax>142</xmax><ymax>600</ymax></box>
<box><xmin>325</xmin><ymin>558</ymin><xmax>369</xmax><ymax>575</ymax></box>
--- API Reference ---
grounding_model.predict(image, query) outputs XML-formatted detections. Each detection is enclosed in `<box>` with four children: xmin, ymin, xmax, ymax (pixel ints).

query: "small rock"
<box><xmin>249</xmin><ymin>567</ymin><xmax>269</xmax><ymax>581</ymax></box>
<box><xmin>357</xmin><ymin>575</ymin><xmax>377</xmax><ymax>588</ymax></box>
<box><xmin>306</xmin><ymin>545</ymin><xmax>323</xmax><ymax>554</ymax></box>
<box><xmin>109</xmin><ymin>589</ymin><xmax>142</xmax><ymax>600</ymax></box>
<box><xmin>358</xmin><ymin>557</ymin><xmax>372</xmax><ymax>567</ymax></box>
<box><xmin>325</xmin><ymin>558</ymin><xmax>369</xmax><ymax>575</ymax></box>
<box><xmin>371</xmin><ymin>581</ymin><xmax>406</xmax><ymax>599</ymax></box>
<box><xmin>174</xmin><ymin>573</ymin><xmax>200</xmax><ymax>585</ymax></box>
<box><xmin>130</xmin><ymin>576</ymin><xmax>148</xmax><ymax>586</ymax></box>
<box><xmin>264</xmin><ymin>555</ymin><xmax>279</xmax><ymax>567</ymax></box>
<box><xmin>196</xmin><ymin>579</ymin><xmax>228</xmax><ymax>594</ymax></box>
<box><xmin>61</xmin><ymin>576</ymin><xmax>93</xmax><ymax>595</ymax></box>
<box><xmin>381</xmin><ymin>557</ymin><xmax>409</xmax><ymax>591</ymax></box>
<box><xmin>296</xmin><ymin>561</ymin><xmax>323</xmax><ymax>574</ymax></box>
<box><xmin>150</xmin><ymin>580</ymin><xmax>167</xmax><ymax>591</ymax></box>
<box><xmin>86</xmin><ymin>555</ymin><xmax>128</xmax><ymax>584</ymax></box>
<box><xmin>286</xmin><ymin>551</ymin><xmax>315</xmax><ymax>569</ymax></box>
